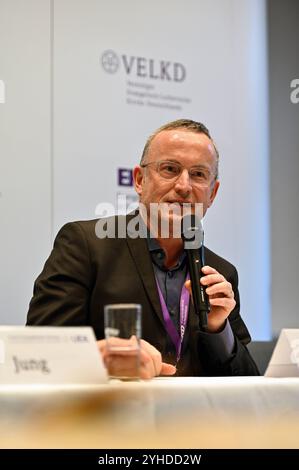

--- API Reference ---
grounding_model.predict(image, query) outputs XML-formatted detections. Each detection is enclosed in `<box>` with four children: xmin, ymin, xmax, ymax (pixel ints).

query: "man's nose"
<box><xmin>174</xmin><ymin>169</ymin><xmax>192</xmax><ymax>196</ymax></box>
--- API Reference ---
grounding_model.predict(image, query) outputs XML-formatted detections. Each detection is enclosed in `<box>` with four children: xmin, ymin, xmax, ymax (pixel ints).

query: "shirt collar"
<box><xmin>140</xmin><ymin>218</ymin><xmax>186</xmax><ymax>271</ymax></box>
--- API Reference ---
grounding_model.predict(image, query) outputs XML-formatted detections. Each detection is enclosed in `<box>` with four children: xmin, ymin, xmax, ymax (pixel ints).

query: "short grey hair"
<box><xmin>140</xmin><ymin>119</ymin><xmax>219</xmax><ymax>180</ymax></box>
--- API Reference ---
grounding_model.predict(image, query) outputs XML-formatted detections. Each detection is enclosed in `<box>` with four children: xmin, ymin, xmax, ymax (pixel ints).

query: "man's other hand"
<box><xmin>97</xmin><ymin>338</ymin><xmax>176</xmax><ymax>379</ymax></box>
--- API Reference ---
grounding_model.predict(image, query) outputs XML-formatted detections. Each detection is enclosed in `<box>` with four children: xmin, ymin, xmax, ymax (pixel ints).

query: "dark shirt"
<box><xmin>146</xmin><ymin>232</ymin><xmax>235</xmax><ymax>364</ymax></box>
<box><xmin>148</xmin><ymin>236</ymin><xmax>187</xmax><ymax>332</ymax></box>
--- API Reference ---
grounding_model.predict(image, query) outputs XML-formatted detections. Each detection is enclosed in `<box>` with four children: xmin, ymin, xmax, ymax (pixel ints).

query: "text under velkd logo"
<box><xmin>101</xmin><ymin>50</ymin><xmax>119</xmax><ymax>74</ymax></box>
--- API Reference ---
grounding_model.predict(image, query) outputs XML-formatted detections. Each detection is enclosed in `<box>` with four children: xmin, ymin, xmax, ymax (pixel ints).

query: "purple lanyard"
<box><xmin>155</xmin><ymin>274</ymin><xmax>190</xmax><ymax>362</ymax></box>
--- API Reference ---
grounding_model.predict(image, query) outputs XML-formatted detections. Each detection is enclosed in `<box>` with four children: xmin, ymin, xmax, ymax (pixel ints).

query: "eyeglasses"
<box><xmin>140</xmin><ymin>160</ymin><xmax>216</xmax><ymax>187</ymax></box>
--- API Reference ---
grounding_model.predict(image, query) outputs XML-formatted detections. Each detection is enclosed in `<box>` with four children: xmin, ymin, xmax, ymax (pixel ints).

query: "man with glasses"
<box><xmin>27</xmin><ymin>119</ymin><xmax>259</xmax><ymax>378</ymax></box>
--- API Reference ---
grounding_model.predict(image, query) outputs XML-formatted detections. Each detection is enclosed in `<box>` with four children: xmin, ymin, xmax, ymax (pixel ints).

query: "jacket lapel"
<box><xmin>125</xmin><ymin>212</ymin><xmax>165</xmax><ymax>327</ymax></box>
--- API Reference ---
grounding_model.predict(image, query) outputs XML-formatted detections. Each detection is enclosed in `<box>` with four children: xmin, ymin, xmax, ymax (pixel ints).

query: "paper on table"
<box><xmin>0</xmin><ymin>326</ymin><xmax>108</xmax><ymax>384</ymax></box>
<box><xmin>265</xmin><ymin>329</ymin><xmax>299</xmax><ymax>377</ymax></box>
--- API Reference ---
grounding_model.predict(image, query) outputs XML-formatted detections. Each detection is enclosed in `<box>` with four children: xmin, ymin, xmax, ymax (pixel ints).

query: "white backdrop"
<box><xmin>0</xmin><ymin>0</ymin><xmax>270</xmax><ymax>339</ymax></box>
<box><xmin>0</xmin><ymin>0</ymin><xmax>51</xmax><ymax>327</ymax></box>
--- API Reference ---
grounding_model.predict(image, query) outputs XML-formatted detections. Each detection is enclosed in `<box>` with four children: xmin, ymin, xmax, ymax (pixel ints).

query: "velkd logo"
<box><xmin>101</xmin><ymin>50</ymin><xmax>186</xmax><ymax>82</ymax></box>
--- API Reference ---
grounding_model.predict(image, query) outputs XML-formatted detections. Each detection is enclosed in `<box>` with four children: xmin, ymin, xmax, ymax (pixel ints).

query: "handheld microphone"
<box><xmin>181</xmin><ymin>214</ymin><xmax>210</xmax><ymax>330</ymax></box>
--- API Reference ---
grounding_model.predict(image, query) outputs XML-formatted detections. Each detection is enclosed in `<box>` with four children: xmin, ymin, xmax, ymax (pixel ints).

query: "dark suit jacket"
<box><xmin>27</xmin><ymin>214</ymin><xmax>259</xmax><ymax>376</ymax></box>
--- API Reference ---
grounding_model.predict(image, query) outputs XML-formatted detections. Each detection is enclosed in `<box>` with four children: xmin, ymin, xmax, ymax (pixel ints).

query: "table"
<box><xmin>0</xmin><ymin>377</ymin><xmax>299</xmax><ymax>448</ymax></box>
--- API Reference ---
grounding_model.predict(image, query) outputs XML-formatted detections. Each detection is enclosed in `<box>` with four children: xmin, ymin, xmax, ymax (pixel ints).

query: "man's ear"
<box><xmin>208</xmin><ymin>180</ymin><xmax>220</xmax><ymax>207</ymax></box>
<box><xmin>133</xmin><ymin>166</ymin><xmax>144</xmax><ymax>196</ymax></box>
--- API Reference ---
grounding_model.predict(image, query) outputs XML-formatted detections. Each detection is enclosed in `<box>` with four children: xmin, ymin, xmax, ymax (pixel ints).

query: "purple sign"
<box><xmin>118</xmin><ymin>168</ymin><xmax>133</xmax><ymax>187</ymax></box>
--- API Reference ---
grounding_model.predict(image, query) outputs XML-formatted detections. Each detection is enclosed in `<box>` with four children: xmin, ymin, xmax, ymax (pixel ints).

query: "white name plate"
<box><xmin>265</xmin><ymin>329</ymin><xmax>299</xmax><ymax>377</ymax></box>
<box><xmin>0</xmin><ymin>326</ymin><xmax>108</xmax><ymax>384</ymax></box>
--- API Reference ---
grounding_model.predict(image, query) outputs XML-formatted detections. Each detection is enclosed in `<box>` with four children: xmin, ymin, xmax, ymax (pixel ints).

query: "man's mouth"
<box><xmin>164</xmin><ymin>200</ymin><xmax>193</xmax><ymax>205</ymax></box>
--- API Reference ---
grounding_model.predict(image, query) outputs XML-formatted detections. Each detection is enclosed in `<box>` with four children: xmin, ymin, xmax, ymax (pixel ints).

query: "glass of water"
<box><xmin>104</xmin><ymin>303</ymin><xmax>142</xmax><ymax>380</ymax></box>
